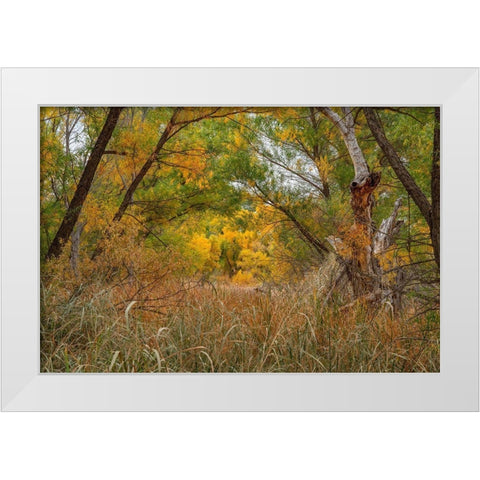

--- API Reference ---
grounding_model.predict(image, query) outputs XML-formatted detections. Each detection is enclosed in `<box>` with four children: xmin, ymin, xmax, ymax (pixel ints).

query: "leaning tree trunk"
<box><xmin>319</xmin><ymin>107</ymin><xmax>382</xmax><ymax>297</ymax></box>
<box><xmin>46</xmin><ymin>107</ymin><xmax>124</xmax><ymax>260</ymax></box>
<box><xmin>363</xmin><ymin>107</ymin><xmax>440</xmax><ymax>271</ymax></box>
<box><xmin>89</xmin><ymin>108</ymin><xmax>182</xmax><ymax>261</ymax></box>
<box><xmin>112</xmin><ymin>107</ymin><xmax>181</xmax><ymax>222</ymax></box>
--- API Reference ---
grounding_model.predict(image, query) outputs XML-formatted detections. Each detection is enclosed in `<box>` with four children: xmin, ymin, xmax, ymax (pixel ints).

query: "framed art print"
<box><xmin>1</xmin><ymin>68</ymin><xmax>478</xmax><ymax>410</ymax></box>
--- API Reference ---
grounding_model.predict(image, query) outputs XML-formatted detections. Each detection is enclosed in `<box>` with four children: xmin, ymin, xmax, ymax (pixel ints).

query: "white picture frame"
<box><xmin>1</xmin><ymin>68</ymin><xmax>478</xmax><ymax>411</ymax></box>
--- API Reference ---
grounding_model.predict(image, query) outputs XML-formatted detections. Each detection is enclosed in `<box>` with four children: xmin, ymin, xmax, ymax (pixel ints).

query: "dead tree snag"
<box><xmin>319</xmin><ymin>107</ymin><xmax>384</xmax><ymax>297</ymax></box>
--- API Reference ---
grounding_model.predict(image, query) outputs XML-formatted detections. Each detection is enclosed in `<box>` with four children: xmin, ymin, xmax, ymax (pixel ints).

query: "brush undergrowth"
<box><xmin>41</xmin><ymin>271</ymin><xmax>439</xmax><ymax>373</ymax></box>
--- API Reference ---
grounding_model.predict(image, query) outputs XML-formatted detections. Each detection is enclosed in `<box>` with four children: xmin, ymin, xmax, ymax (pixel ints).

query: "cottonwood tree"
<box><xmin>110</xmin><ymin>107</ymin><xmax>253</xmax><ymax>225</ymax></box>
<box><xmin>89</xmin><ymin>107</ymin><xmax>253</xmax><ymax>259</ymax></box>
<box><xmin>46</xmin><ymin>107</ymin><xmax>124</xmax><ymax>259</ymax></box>
<box><xmin>318</xmin><ymin>107</ymin><xmax>407</xmax><ymax>298</ymax></box>
<box><xmin>112</xmin><ymin>107</ymin><xmax>183</xmax><ymax>222</ymax></box>
<box><xmin>221</xmin><ymin>109</ymin><xmax>336</xmax><ymax>260</ymax></box>
<box><xmin>42</xmin><ymin>106</ymin><xmax>437</xmax><ymax>310</ymax></box>
<box><xmin>363</xmin><ymin>107</ymin><xmax>440</xmax><ymax>270</ymax></box>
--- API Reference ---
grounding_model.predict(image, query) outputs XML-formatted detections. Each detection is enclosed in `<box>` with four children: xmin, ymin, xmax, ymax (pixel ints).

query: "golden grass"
<box><xmin>40</xmin><ymin>273</ymin><xmax>440</xmax><ymax>373</ymax></box>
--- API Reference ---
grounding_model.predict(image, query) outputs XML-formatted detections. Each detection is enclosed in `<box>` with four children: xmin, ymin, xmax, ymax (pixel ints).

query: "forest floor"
<box><xmin>40</xmin><ymin>273</ymin><xmax>440</xmax><ymax>373</ymax></box>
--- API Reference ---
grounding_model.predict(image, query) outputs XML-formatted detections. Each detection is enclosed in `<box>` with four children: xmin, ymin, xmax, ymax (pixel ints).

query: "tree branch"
<box><xmin>318</xmin><ymin>107</ymin><xmax>370</xmax><ymax>182</ymax></box>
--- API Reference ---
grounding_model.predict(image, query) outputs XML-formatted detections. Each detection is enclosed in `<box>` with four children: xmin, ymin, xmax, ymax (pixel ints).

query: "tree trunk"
<box><xmin>363</xmin><ymin>108</ymin><xmax>432</xmax><ymax>228</ymax></box>
<box><xmin>363</xmin><ymin>107</ymin><xmax>440</xmax><ymax>270</ymax></box>
<box><xmin>112</xmin><ymin>108</ymin><xmax>181</xmax><ymax>223</ymax></box>
<box><xmin>46</xmin><ymin>107</ymin><xmax>123</xmax><ymax>260</ymax></box>
<box><xmin>89</xmin><ymin>108</ymin><xmax>182</xmax><ymax>261</ymax></box>
<box><xmin>348</xmin><ymin>171</ymin><xmax>382</xmax><ymax>296</ymax></box>
<box><xmin>373</xmin><ymin>198</ymin><xmax>404</xmax><ymax>255</ymax></box>
<box><xmin>253</xmin><ymin>181</ymin><xmax>330</xmax><ymax>257</ymax></box>
<box><xmin>111</xmin><ymin>107</ymin><xmax>245</xmax><ymax>225</ymax></box>
<box><xmin>319</xmin><ymin>107</ymin><xmax>370</xmax><ymax>182</ymax></box>
<box><xmin>320</xmin><ymin>108</ymin><xmax>382</xmax><ymax>296</ymax></box>
<box><xmin>431</xmin><ymin>107</ymin><xmax>440</xmax><ymax>269</ymax></box>
<box><xmin>374</xmin><ymin>198</ymin><xmax>405</xmax><ymax>313</ymax></box>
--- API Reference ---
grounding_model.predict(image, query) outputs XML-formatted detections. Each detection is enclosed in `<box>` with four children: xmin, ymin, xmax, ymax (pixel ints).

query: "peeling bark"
<box><xmin>319</xmin><ymin>107</ymin><xmax>370</xmax><ymax>182</ymax></box>
<box><xmin>348</xmin><ymin>171</ymin><xmax>382</xmax><ymax>296</ymax></box>
<box><xmin>320</xmin><ymin>107</ymin><xmax>382</xmax><ymax>296</ymax></box>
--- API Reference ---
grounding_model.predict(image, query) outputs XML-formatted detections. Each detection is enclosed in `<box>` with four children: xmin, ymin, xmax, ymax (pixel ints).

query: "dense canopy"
<box><xmin>40</xmin><ymin>106</ymin><xmax>440</xmax><ymax>373</ymax></box>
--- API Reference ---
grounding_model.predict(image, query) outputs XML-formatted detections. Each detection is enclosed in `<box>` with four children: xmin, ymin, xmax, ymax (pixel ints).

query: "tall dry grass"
<box><xmin>41</xmin><ymin>270</ymin><xmax>439</xmax><ymax>373</ymax></box>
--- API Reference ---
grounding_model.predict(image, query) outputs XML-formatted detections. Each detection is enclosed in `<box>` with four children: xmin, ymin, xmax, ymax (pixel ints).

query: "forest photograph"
<box><xmin>40</xmin><ymin>106</ymin><xmax>440</xmax><ymax>373</ymax></box>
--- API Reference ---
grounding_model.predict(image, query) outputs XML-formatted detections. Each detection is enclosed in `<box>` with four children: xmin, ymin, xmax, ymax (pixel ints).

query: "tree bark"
<box><xmin>319</xmin><ymin>107</ymin><xmax>371</xmax><ymax>183</ymax></box>
<box><xmin>46</xmin><ymin>107</ymin><xmax>123</xmax><ymax>260</ymax></box>
<box><xmin>363</xmin><ymin>108</ymin><xmax>432</xmax><ymax>228</ymax></box>
<box><xmin>112</xmin><ymin>108</ymin><xmax>182</xmax><ymax>223</ymax></box>
<box><xmin>431</xmin><ymin>107</ymin><xmax>441</xmax><ymax>269</ymax></box>
<box><xmin>89</xmin><ymin>108</ymin><xmax>182</xmax><ymax>261</ymax></box>
<box><xmin>110</xmin><ymin>108</ymin><xmax>250</xmax><ymax>225</ymax></box>
<box><xmin>364</xmin><ymin>107</ymin><xmax>440</xmax><ymax>270</ymax></box>
<box><xmin>320</xmin><ymin>107</ymin><xmax>382</xmax><ymax>296</ymax></box>
<box><xmin>348</xmin><ymin>171</ymin><xmax>382</xmax><ymax>295</ymax></box>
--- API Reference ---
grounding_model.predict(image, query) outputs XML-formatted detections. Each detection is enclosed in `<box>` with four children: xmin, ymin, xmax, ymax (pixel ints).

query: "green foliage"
<box><xmin>40</xmin><ymin>106</ymin><xmax>439</xmax><ymax>373</ymax></box>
